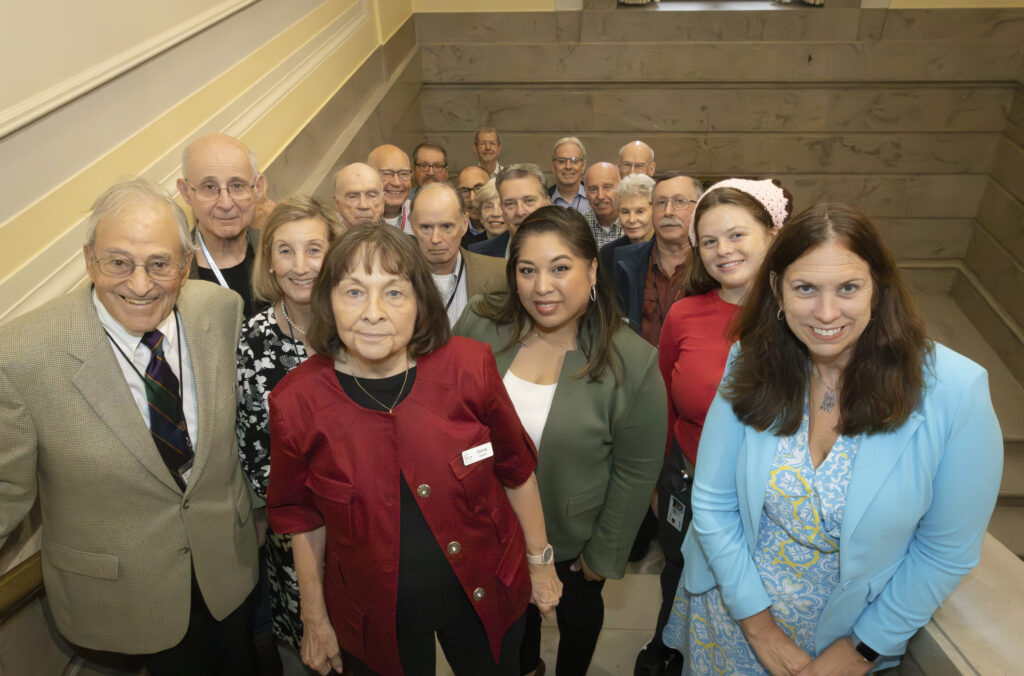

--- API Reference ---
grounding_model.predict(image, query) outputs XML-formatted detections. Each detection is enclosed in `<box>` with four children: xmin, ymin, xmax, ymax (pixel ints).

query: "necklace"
<box><xmin>280</xmin><ymin>300</ymin><xmax>306</xmax><ymax>337</ymax></box>
<box><xmin>811</xmin><ymin>364</ymin><xmax>838</xmax><ymax>414</ymax></box>
<box><xmin>351</xmin><ymin>363</ymin><xmax>410</xmax><ymax>413</ymax></box>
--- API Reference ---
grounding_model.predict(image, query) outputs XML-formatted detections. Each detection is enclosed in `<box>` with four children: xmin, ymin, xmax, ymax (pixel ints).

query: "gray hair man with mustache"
<box><xmin>609</xmin><ymin>171</ymin><xmax>704</xmax><ymax>345</ymax></box>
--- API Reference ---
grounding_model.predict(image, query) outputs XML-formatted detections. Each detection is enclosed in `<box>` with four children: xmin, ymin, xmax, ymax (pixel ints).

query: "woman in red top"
<box><xmin>266</xmin><ymin>225</ymin><xmax>561</xmax><ymax>676</ymax></box>
<box><xmin>635</xmin><ymin>178</ymin><xmax>792</xmax><ymax>675</ymax></box>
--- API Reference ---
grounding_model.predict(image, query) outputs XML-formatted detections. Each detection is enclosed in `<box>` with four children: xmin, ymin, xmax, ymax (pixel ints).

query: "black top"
<box><xmin>196</xmin><ymin>245</ymin><xmax>259</xmax><ymax>317</ymax></box>
<box><xmin>334</xmin><ymin>367</ymin><xmax>466</xmax><ymax>630</ymax></box>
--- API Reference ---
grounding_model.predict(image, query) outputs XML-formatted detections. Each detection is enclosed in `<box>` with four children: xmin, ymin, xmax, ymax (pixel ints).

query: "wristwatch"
<box><xmin>854</xmin><ymin>640</ymin><xmax>879</xmax><ymax>663</ymax></box>
<box><xmin>526</xmin><ymin>544</ymin><xmax>554</xmax><ymax>565</ymax></box>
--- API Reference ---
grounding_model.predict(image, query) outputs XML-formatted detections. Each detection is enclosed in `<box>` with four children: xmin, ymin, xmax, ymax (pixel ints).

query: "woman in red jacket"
<box><xmin>266</xmin><ymin>225</ymin><xmax>561</xmax><ymax>676</ymax></box>
<box><xmin>636</xmin><ymin>178</ymin><xmax>791</xmax><ymax>675</ymax></box>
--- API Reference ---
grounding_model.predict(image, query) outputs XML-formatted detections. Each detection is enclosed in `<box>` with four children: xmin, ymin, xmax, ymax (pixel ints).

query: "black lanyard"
<box><xmin>104</xmin><ymin>309</ymin><xmax>187</xmax><ymax>424</ymax></box>
<box><xmin>443</xmin><ymin>258</ymin><xmax>467</xmax><ymax>313</ymax></box>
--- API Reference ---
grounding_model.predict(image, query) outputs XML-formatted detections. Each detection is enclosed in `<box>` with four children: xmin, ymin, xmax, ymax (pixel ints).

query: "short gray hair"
<box><xmin>615</xmin><ymin>173</ymin><xmax>656</xmax><ymax>203</ymax></box>
<box><xmin>496</xmin><ymin>163</ymin><xmax>547</xmax><ymax>196</ymax></box>
<box><xmin>86</xmin><ymin>178</ymin><xmax>194</xmax><ymax>258</ymax></box>
<box><xmin>475</xmin><ymin>127</ymin><xmax>502</xmax><ymax>145</ymax></box>
<box><xmin>552</xmin><ymin>136</ymin><xmax>586</xmax><ymax>162</ymax></box>
<box><xmin>475</xmin><ymin>178</ymin><xmax>499</xmax><ymax>204</ymax></box>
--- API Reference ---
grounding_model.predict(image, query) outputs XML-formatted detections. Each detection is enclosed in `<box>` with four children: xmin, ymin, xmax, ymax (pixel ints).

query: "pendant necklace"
<box><xmin>352</xmin><ymin>363</ymin><xmax>410</xmax><ymax>414</ymax></box>
<box><xmin>811</xmin><ymin>364</ymin><xmax>838</xmax><ymax>413</ymax></box>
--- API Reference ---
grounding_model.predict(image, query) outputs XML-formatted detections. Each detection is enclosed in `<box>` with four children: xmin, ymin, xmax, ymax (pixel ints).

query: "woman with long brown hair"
<box><xmin>663</xmin><ymin>203</ymin><xmax>1002</xmax><ymax>674</ymax></box>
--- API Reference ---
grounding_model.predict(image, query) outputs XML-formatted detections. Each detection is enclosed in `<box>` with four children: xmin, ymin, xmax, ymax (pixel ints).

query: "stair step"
<box><xmin>988</xmin><ymin>506</ymin><xmax>1024</xmax><ymax>557</ymax></box>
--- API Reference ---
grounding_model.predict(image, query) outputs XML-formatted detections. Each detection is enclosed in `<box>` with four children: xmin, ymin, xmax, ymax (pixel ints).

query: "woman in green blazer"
<box><xmin>454</xmin><ymin>206</ymin><xmax>667</xmax><ymax>676</ymax></box>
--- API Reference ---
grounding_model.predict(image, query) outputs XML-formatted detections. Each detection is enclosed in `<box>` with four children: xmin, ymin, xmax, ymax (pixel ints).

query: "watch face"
<box><xmin>542</xmin><ymin>545</ymin><xmax>554</xmax><ymax>564</ymax></box>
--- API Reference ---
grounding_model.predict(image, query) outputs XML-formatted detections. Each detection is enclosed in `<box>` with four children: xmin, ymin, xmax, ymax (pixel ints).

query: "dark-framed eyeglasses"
<box><xmin>457</xmin><ymin>183</ymin><xmax>487</xmax><ymax>196</ymax></box>
<box><xmin>91</xmin><ymin>256</ymin><xmax>186</xmax><ymax>280</ymax></box>
<box><xmin>415</xmin><ymin>162</ymin><xmax>447</xmax><ymax>172</ymax></box>
<box><xmin>553</xmin><ymin>157</ymin><xmax>584</xmax><ymax>167</ymax></box>
<box><xmin>186</xmin><ymin>180</ymin><xmax>257</xmax><ymax>203</ymax></box>
<box><xmin>653</xmin><ymin>196</ymin><xmax>698</xmax><ymax>211</ymax></box>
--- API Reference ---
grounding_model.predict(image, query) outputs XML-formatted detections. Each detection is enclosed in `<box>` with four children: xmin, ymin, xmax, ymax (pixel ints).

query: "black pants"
<box><xmin>144</xmin><ymin>570</ymin><xmax>256</xmax><ymax>676</ymax></box>
<box><xmin>520</xmin><ymin>559</ymin><xmax>607</xmax><ymax>676</ymax></box>
<box><xmin>344</xmin><ymin>608</ymin><xmax>526</xmax><ymax>675</ymax></box>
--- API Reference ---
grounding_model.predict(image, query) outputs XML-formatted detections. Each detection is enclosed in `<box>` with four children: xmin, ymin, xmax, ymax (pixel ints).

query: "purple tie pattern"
<box><xmin>142</xmin><ymin>329</ymin><xmax>193</xmax><ymax>490</ymax></box>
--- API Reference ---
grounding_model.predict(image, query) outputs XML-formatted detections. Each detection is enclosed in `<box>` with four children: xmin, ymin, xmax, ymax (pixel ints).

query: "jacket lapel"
<box><xmin>68</xmin><ymin>291</ymin><xmax>182</xmax><ymax>493</ymax></box>
<box><xmin>177</xmin><ymin>291</ymin><xmax>216</xmax><ymax>497</ymax></box>
<box><xmin>841</xmin><ymin>412</ymin><xmax>923</xmax><ymax>547</ymax></box>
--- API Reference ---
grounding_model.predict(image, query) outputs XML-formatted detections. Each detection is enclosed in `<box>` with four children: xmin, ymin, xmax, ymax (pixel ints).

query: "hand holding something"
<box><xmin>739</xmin><ymin>609</ymin><xmax>812</xmax><ymax>676</ymax></box>
<box><xmin>570</xmin><ymin>554</ymin><xmax>605</xmax><ymax>582</ymax></box>
<box><xmin>796</xmin><ymin>638</ymin><xmax>873</xmax><ymax>676</ymax></box>
<box><xmin>301</xmin><ymin>615</ymin><xmax>344</xmax><ymax>675</ymax></box>
<box><xmin>528</xmin><ymin>562</ymin><xmax>562</xmax><ymax>620</ymax></box>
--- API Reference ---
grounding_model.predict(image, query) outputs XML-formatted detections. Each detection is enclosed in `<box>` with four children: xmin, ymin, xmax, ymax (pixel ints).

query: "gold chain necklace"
<box><xmin>351</xmin><ymin>363</ymin><xmax>410</xmax><ymax>414</ymax></box>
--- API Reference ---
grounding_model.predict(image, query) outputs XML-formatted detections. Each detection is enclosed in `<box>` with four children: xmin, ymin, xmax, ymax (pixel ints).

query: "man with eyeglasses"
<box><xmin>470</xmin><ymin>163</ymin><xmax>550</xmax><ymax>259</ymax></box>
<box><xmin>0</xmin><ymin>178</ymin><xmax>259</xmax><ymax>675</ymax></box>
<box><xmin>474</xmin><ymin>127</ymin><xmax>504</xmax><ymax>178</ymax></box>
<box><xmin>457</xmin><ymin>165</ymin><xmax>491</xmax><ymax>247</ymax></box>
<box><xmin>611</xmin><ymin>172</ymin><xmax>704</xmax><ymax>345</ymax></box>
<box><xmin>617</xmin><ymin>140</ymin><xmax>657</xmax><ymax>179</ymax></box>
<box><xmin>176</xmin><ymin>133</ymin><xmax>264</xmax><ymax>316</ymax></box>
<box><xmin>411</xmin><ymin>182</ymin><xmax>506</xmax><ymax>326</ymax></box>
<box><xmin>411</xmin><ymin>142</ymin><xmax>449</xmax><ymax>189</ymax></box>
<box><xmin>548</xmin><ymin>136</ymin><xmax>590</xmax><ymax>214</ymax></box>
<box><xmin>333</xmin><ymin>162</ymin><xmax>386</xmax><ymax>229</ymax></box>
<box><xmin>367</xmin><ymin>144</ymin><xmax>414</xmax><ymax>233</ymax></box>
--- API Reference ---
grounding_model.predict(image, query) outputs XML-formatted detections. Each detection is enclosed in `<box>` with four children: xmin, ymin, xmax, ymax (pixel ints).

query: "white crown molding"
<box><xmin>0</xmin><ymin>1</ymin><xmax>258</xmax><ymax>141</ymax></box>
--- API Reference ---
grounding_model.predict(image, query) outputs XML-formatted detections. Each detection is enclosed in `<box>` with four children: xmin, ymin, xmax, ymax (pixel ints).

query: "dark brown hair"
<box><xmin>306</xmin><ymin>225</ymin><xmax>450</xmax><ymax>357</ymax></box>
<box><xmin>723</xmin><ymin>202</ymin><xmax>930</xmax><ymax>436</ymax></box>
<box><xmin>474</xmin><ymin>205</ymin><xmax>624</xmax><ymax>383</ymax></box>
<box><xmin>687</xmin><ymin>183</ymin><xmax>791</xmax><ymax>297</ymax></box>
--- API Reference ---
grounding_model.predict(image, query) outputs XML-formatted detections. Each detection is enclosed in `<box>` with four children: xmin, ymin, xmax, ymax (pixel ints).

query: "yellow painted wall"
<box><xmin>411</xmin><ymin>0</ymin><xmax>557</xmax><ymax>11</ymax></box>
<box><xmin>376</xmin><ymin>0</ymin><xmax>413</xmax><ymax>41</ymax></box>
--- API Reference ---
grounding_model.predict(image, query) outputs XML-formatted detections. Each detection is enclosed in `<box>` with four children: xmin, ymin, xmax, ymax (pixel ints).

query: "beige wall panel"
<box><xmin>875</xmin><ymin>218</ymin><xmax>975</xmax><ymax>258</ymax></box>
<box><xmin>977</xmin><ymin>179</ymin><xmax>1024</xmax><ymax>264</ymax></box>
<box><xmin>415</xmin><ymin>10</ymin><xmax>579</xmax><ymax>42</ymax></box>
<box><xmin>429</xmin><ymin>130</ymin><xmax>997</xmax><ymax>175</ymax></box>
<box><xmin>901</xmin><ymin>267</ymin><xmax>957</xmax><ymax>293</ymax></box>
<box><xmin>991</xmin><ymin>135</ymin><xmax>1024</xmax><ymax>203</ymax></box>
<box><xmin>376</xmin><ymin>0</ymin><xmax>413</xmax><ymax>40</ymax></box>
<box><xmin>878</xmin><ymin>8</ymin><xmax>1024</xmax><ymax>39</ymax></box>
<box><xmin>965</xmin><ymin>227</ymin><xmax>1024</xmax><ymax>325</ymax></box>
<box><xmin>419</xmin><ymin>85</ymin><xmax>1013</xmax><ymax>134</ymax></box>
<box><xmin>1007</xmin><ymin>88</ymin><xmax>1024</xmax><ymax>147</ymax></box>
<box><xmin>578</xmin><ymin>8</ymin><xmax>863</xmax><ymax>42</ymax></box>
<box><xmin>0</xmin><ymin>598</ymin><xmax>74</xmax><ymax>675</ymax></box>
<box><xmin>953</xmin><ymin>274</ymin><xmax>1024</xmax><ymax>384</ymax></box>
<box><xmin>421</xmin><ymin>40</ymin><xmax>1024</xmax><ymax>84</ymax></box>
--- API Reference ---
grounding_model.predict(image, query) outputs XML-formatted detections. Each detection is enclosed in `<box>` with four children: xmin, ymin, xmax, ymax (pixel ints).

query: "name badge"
<box><xmin>462</xmin><ymin>442</ymin><xmax>494</xmax><ymax>466</ymax></box>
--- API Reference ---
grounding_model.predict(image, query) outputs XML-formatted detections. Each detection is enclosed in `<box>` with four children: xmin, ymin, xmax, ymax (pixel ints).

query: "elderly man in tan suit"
<box><xmin>0</xmin><ymin>178</ymin><xmax>258</xmax><ymax>675</ymax></box>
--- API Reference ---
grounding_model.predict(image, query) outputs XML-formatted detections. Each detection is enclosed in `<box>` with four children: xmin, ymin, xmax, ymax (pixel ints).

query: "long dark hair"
<box><xmin>307</xmin><ymin>224</ymin><xmax>450</xmax><ymax>358</ymax></box>
<box><xmin>474</xmin><ymin>205</ymin><xmax>624</xmax><ymax>383</ymax></box>
<box><xmin>723</xmin><ymin>203</ymin><xmax>930</xmax><ymax>436</ymax></box>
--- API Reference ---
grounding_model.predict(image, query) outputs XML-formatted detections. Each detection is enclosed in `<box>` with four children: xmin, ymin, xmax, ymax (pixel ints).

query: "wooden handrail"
<box><xmin>0</xmin><ymin>552</ymin><xmax>43</xmax><ymax>622</ymax></box>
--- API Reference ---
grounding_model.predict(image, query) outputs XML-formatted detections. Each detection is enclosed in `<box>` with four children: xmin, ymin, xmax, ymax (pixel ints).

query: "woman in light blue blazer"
<box><xmin>663</xmin><ymin>203</ymin><xmax>1003</xmax><ymax>675</ymax></box>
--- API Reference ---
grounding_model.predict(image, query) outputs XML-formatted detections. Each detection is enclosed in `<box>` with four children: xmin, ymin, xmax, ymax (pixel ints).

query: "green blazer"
<box><xmin>454</xmin><ymin>301</ymin><xmax>667</xmax><ymax>579</ymax></box>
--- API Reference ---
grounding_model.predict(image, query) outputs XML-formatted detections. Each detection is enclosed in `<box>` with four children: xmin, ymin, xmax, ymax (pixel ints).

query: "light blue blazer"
<box><xmin>680</xmin><ymin>342</ymin><xmax>1003</xmax><ymax>667</ymax></box>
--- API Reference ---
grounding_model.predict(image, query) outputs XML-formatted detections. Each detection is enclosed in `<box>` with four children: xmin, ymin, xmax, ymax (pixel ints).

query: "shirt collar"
<box><xmin>92</xmin><ymin>289</ymin><xmax>179</xmax><ymax>356</ymax></box>
<box><xmin>431</xmin><ymin>251</ymin><xmax>463</xmax><ymax>281</ymax></box>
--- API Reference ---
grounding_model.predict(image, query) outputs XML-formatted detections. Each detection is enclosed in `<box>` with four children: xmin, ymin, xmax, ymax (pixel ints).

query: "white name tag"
<box><xmin>462</xmin><ymin>442</ymin><xmax>494</xmax><ymax>466</ymax></box>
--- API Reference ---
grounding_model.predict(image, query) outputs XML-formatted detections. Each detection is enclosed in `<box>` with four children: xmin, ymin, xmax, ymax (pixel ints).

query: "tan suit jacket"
<box><xmin>463</xmin><ymin>247</ymin><xmax>507</xmax><ymax>298</ymax></box>
<box><xmin>0</xmin><ymin>282</ymin><xmax>258</xmax><ymax>654</ymax></box>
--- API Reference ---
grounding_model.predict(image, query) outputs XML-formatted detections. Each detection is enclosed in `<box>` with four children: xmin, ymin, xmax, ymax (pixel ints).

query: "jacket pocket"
<box><xmin>566</xmin><ymin>483</ymin><xmax>606</xmax><ymax>518</ymax></box>
<box><xmin>867</xmin><ymin>557</ymin><xmax>905</xmax><ymax>602</ymax></box>
<box><xmin>305</xmin><ymin>472</ymin><xmax>356</xmax><ymax>540</ymax></box>
<box><xmin>45</xmin><ymin>540</ymin><xmax>119</xmax><ymax>580</ymax></box>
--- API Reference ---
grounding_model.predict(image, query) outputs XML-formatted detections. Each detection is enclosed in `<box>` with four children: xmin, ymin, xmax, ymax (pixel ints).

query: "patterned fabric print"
<box><xmin>236</xmin><ymin>306</ymin><xmax>308</xmax><ymax>649</ymax></box>
<box><xmin>664</xmin><ymin>407</ymin><xmax>861</xmax><ymax>673</ymax></box>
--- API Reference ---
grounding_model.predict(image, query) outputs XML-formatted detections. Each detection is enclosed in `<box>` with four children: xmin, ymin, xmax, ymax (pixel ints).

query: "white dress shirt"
<box><xmin>93</xmin><ymin>292</ymin><xmax>198</xmax><ymax>482</ymax></box>
<box><xmin>431</xmin><ymin>252</ymin><xmax>468</xmax><ymax>326</ymax></box>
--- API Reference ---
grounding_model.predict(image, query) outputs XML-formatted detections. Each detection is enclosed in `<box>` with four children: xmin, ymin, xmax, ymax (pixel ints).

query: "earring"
<box><xmin>590</xmin><ymin>285</ymin><xmax>597</xmax><ymax>302</ymax></box>
<box><xmin>776</xmin><ymin>307</ymin><xmax>784</xmax><ymax>320</ymax></box>
<box><xmin>269</xmin><ymin>269</ymin><xmax>274</xmax><ymax>274</ymax></box>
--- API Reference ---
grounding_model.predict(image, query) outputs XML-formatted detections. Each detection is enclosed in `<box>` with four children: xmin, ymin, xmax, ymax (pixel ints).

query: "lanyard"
<box><xmin>443</xmin><ymin>258</ymin><xmax>466</xmax><ymax>312</ymax></box>
<box><xmin>399</xmin><ymin>201</ymin><xmax>411</xmax><ymax>234</ymax></box>
<box><xmin>194</xmin><ymin>228</ymin><xmax>229</xmax><ymax>288</ymax></box>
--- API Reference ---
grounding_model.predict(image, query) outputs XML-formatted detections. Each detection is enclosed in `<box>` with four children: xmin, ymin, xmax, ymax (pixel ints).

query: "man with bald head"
<box><xmin>618</xmin><ymin>140</ymin><xmax>657</xmax><ymax>178</ymax></box>
<box><xmin>611</xmin><ymin>172</ymin><xmax>703</xmax><ymax>345</ymax></box>
<box><xmin>410</xmin><ymin>182</ymin><xmax>506</xmax><ymax>325</ymax></box>
<box><xmin>367</xmin><ymin>144</ymin><xmax>413</xmax><ymax>233</ymax></box>
<box><xmin>333</xmin><ymin>162</ymin><xmax>385</xmax><ymax>228</ymax></box>
<box><xmin>457</xmin><ymin>165</ymin><xmax>491</xmax><ymax>246</ymax></box>
<box><xmin>582</xmin><ymin>162</ymin><xmax>623</xmax><ymax>248</ymax></box>
<box><xmin>177</xmin><ymin>133</ymin><xmax>265</xmax><ymax>315</ymax></box>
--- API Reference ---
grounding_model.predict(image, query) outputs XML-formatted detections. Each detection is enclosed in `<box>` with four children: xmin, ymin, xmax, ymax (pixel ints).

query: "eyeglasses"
<box><xmin>186</xmin><ymin>180</ymin><xmax>256</xmax><ymax>203</ymax></box>
<box><xmin>415</xmin><ymin>162</ymin><xmax>447</xmax><ymax>172</ymax></box>
<box><xmin>458</xmin><ymin>183</ymin><xmax>487</xmax><ymax>196</ymax></box>
<box><xmin>553</xmin><ymin>157</ymin><xmax>584</xmax><ymax>167</ymax></box>
<box><xmin>379</xmin><ymin>169</ymin><xmax>412</xmax><ymax>181</ymax></box>
<box><xmin>92</xmin><ymin>256</ymin><xmax>185</xmax><ymax>280</ymax></box>
<box><xmin>618</xmin><ymin>161</ymin><xmax>650</xmax><ymax>172</ymax></box>
<box><xmin>653</xmin><ymin>196</ymin><xmax>698</xmax><ymax>211</ymax></box>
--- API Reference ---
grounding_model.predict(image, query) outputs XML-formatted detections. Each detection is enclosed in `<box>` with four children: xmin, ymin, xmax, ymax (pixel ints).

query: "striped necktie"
<box><xmin>142</xmin><ymin>329</ymin><xmax>193</xmax><ymax>490</ymax></box>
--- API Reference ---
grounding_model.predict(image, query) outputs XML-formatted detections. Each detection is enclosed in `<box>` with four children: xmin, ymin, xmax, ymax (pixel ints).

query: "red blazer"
<box><xmin>267</xmin><ymin>337</ymin><xmax>536</xmax><ymax>675</ymax></box>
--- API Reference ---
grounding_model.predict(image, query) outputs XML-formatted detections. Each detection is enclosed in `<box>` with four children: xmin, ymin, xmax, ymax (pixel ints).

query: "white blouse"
<box><xmin>502</xmin><ymin>369</ymin><xmax>557</xmax><ymax>450</ymax></box>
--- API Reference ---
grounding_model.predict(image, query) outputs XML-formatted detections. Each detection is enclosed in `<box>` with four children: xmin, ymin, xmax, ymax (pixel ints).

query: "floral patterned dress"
<box><xmin>237</xmin><ymin>305</ymin><xmax>308</xmax><ymax>650</ymax></box>
<box><xmin>663</xmin><ymin>407</ymin><xmax>862</xmax><ymax>674</ymax></box>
